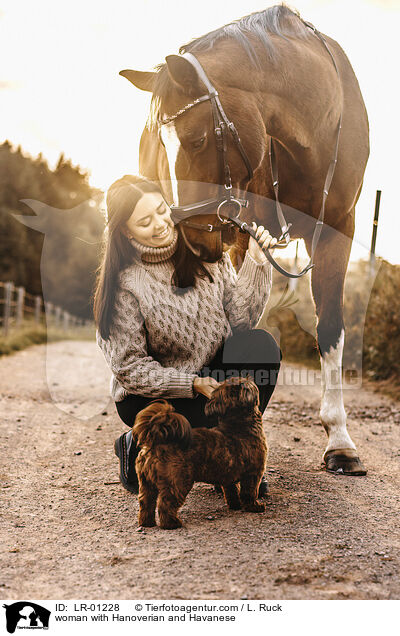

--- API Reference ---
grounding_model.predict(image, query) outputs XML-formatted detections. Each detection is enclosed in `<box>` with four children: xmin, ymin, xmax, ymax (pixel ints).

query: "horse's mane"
<box><xmin>148</xmin><ymin>4</ymin><xmax>312</xmax><ymax>129</ymax></box>
<box><xmin>180</xmin><ymin>4</ymin><xmax>311</xmax><ymax>66</ymax></box>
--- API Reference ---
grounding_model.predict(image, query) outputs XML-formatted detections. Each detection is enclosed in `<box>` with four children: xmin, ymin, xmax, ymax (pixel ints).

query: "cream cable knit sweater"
<box><xmin>97</xmin><ymin>229</ymin><xmax>272</xmax><ymax>401</ymax></box>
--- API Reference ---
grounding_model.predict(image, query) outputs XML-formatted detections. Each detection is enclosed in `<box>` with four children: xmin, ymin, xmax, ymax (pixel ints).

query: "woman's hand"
<box><xmin>248</xmin><ymin>223</ymin><xmax>277</xmax><ymax>263</ymax></box>
<box><xmin>193</xmin><ymin>376</ymin><xmax>221</xmax><ymax>399</ymax></box>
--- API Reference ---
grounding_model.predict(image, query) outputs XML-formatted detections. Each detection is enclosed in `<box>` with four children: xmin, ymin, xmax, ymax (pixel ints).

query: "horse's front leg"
<box><xmin>305</xmin><ymin>215</ymin><xmax>367</xmax><ymax>475</ymax></box>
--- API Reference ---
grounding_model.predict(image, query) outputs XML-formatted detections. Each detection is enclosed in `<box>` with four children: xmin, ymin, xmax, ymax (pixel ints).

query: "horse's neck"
<box><xmin>217</xmin><ymin>37</ymin><xmax>341</xmax><ymax>158</ymax></box>
<box><xmin>264</xmin><ymin>53</ymin><xmax>339</xmax><ymax>151</ymax></box>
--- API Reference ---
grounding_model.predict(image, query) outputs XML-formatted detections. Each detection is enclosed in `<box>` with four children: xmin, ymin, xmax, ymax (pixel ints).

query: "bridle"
<box><xmin>159</xmin><ymin>51</ymin><xmax>253</xmax><ymax>238</ymax></box>
<box><xmin>157</xmin><ymin>21</ymin><xmax>343</xmax><ymax>278</ymax></box>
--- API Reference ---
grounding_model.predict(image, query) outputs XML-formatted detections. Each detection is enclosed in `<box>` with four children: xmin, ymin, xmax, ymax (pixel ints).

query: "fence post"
<box><xmin>44</xmin><ymin>301</ymin><xmax>53</xmax><ymax>324</ymax></box>
<box><xmin>369</xmin><ymin>189</ymin><xmax>381</xmax><ymax>278</ymax></box>
<box><xmin>34</xmin><ymin>296</ymin><xmax>42</xmax><ymax>324</ymax></box>
<box><xmin>16</xmin><ymin>286</ymin><xmax>25</xmax><ymax>327</ymax></box>
<box><xmin>63</xmin><ymin>311</ymin><xmax>70</xmax><ymax>331</ymax></box>
<box><xmin>55</xmin><ymin>306</ymin><xmax>61</xmax><ymax>327</ymax></box>
<box><xmin>2</xmin><ymin>286</ymin><xmax>88</xmax><ymax>335</ymax></box>
<box><xmin>3</xmin><ymin>282</ymin><xmax>14</xmax><ymax>336</ymax></box>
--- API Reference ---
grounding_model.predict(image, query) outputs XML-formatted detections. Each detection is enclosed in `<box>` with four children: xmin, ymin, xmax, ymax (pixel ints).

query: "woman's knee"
<box><xmin>222</xmin><ymin>328</ymin><xmax>281</xmax><ymax>365</ymax></box>
<box><xmin>115</xmin><ymin>395</ymin><xmax>152</xmax><ymax>427</ymax></box>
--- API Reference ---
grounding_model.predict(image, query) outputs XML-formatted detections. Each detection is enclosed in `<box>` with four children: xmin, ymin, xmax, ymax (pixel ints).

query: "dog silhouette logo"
<box><xmin>3</xmin><ymin>602</ymin><xmax>51</xmax><ymax>633</ymax></box>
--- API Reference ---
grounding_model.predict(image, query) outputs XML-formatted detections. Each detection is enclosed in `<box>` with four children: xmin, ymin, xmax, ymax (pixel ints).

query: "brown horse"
<box><xmin>120</xmin><ymin>5</ymin><xmax>369</xmax><ymax>475</ymax></box>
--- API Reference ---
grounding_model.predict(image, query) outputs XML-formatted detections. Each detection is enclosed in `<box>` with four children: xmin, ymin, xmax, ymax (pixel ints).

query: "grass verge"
<box><xmin>0</xmin><ymin>322</ymin><xmax>95</xmax><ymax>356</ymax></box>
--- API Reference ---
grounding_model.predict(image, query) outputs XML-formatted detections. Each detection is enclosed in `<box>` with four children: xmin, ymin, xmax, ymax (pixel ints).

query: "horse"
<box><xmin>119</xmin><ymin>5</ymin><xmax>369</xmax><ymax>475</ymax></box>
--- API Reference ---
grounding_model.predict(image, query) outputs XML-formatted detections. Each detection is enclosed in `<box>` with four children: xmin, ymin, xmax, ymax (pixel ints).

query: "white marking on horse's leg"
<box><xmin>319</xmin><ymin>329</ymin><xmax>357</xmax><ymax>457</ymax></box>
<box><xmin>160</xmin><ymin>123</ymin><xmax>181</xmax><ymax>205</ymax></box>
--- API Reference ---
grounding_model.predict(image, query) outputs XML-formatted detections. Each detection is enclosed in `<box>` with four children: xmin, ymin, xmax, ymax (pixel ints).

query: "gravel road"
<box><xmin>1</xmin><ymin>341</ymin><xmax>399</xmax><ymax>600</ymax></box>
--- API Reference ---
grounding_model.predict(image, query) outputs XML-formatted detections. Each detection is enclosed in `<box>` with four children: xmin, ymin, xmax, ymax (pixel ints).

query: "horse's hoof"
<box><xmin>324</xmin><ymin>449</ymin><xmax>367</xmax><ymax>476</ymax></box>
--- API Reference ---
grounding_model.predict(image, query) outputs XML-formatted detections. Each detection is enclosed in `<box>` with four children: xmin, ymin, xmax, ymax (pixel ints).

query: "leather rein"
<box><xmin>158</xmin><ymin>21</ymin><xmax>343</xmax><ymax>278</ymax></box>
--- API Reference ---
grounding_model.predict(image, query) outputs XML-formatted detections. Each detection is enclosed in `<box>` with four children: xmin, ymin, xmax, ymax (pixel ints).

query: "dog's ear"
<box><xmin>240</xmin><ymin>376</ymin><xmax>260</xmax><ymax>408</ymax></box>
<box><xmin>204</xmin><ymin>385</ymin><xmax>228</xmax><ymax>419</ymax></box>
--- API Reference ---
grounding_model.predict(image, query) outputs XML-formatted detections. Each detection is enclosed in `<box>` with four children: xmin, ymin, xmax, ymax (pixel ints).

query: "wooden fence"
<box><xmin>0</xmin><ymin>281</ymin><xmax>93</xmax><ymax>336</ymax></box>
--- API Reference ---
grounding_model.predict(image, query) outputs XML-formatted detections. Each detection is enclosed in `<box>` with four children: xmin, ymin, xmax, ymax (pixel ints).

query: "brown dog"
<box><xmin>132</xmin><ymin>376</ymin><xmax>268</xmax><ymax>529</ymax></box>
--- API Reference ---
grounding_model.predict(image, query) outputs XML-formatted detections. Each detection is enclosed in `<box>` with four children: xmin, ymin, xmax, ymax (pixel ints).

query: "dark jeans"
<box><xmin>115</xmin><ymin>328</ymin><xmax>281</xmax><ymax>429</ymax></box>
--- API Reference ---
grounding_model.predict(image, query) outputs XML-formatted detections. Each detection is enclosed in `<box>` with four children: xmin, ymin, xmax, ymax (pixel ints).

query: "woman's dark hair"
<box><xmin>93</xmin><ymin>175</ymin><xmax>213</xmax><ymax>339</ymax></box>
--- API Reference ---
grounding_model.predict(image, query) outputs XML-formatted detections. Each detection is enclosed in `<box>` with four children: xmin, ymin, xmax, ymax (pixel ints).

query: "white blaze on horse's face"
<box><xmin>160</xmin><ymin>122</ymin><xmax>181</xmax><ymax>206</ymax></box>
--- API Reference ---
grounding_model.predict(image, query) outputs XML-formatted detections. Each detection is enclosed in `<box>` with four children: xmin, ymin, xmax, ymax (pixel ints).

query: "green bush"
<box><xmin>259</xmin><ymin>257</ymin><xmax>400</xmax><ymax>386</ymax></box>
<box><xmin>363</xmin><ymin>259</ymin><xmax>400</xmax><ymax>381</ymax></box>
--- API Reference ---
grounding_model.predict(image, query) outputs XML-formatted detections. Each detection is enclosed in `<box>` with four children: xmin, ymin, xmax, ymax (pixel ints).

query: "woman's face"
<box><xmin>124</xmin><ymin>192</ymin><xmax>175</xmax><ymax>248</ymax></box>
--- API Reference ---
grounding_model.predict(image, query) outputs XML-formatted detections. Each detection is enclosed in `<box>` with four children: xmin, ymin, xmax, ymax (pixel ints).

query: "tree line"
<box><xmin>0</xmin><ymin>141</ymin><xmax>105</xmax><ymax>319</ymax></box>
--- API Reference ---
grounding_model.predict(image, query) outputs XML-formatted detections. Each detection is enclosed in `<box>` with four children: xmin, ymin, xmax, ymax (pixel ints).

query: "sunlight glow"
<box><xmin>0</xmin><ymin>0</ymin><xmax>399</xmax><ymax>263</ymax></box>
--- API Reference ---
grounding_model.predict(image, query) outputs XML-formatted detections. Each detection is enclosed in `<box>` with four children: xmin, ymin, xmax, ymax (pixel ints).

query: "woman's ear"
<box><xmin>121</xmin><ymin>225</ymin><xmax>133</xmax><ymax>240</ymax></box>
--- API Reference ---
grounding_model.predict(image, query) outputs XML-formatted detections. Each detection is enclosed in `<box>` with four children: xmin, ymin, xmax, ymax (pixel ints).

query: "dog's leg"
<box><xmin>240</xmin><ymin>475</ymin><xmax>266</xmax><ymax>512</ymax></box>
<box><xmin>157</xmin><ymin>486</ymin><xmax>188</xmax><ymax>530</ymax></box>
<box><xmin>138</xmin><ymin>475</ymin><xmax>158</xmax><ymax>527</ymax></box>
<box><xmin>222</xmin><ymin>483</ymin><xmax>241</xmax><ymax>510</ymax></box>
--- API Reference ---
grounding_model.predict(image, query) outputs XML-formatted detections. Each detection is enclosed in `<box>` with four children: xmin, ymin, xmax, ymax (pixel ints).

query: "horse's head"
<box><xmin>120</xmin><ymin>53</ymin><xmax>267</xmax><ymax>260</ymax></box>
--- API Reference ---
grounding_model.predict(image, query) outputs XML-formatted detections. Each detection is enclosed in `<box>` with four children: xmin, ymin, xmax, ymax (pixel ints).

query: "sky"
<box><xmin>0</xmin><ymin>0</ymin><xmax>399</xmax><ymax>264</ymax></box>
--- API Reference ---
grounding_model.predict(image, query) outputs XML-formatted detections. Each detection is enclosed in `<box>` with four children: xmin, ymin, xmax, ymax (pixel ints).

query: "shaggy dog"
<box><xmin>132</xmin><ymin>376</ymin><xmax>268</xmax><ymax>529</ymax></box>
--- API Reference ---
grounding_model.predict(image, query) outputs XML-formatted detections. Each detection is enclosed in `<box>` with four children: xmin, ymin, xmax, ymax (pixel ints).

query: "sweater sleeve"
<box><xmin>96</xmin><ymin>285</ymin><xmax>198</xmax><ymax>399</ymax></box>
<box><xmin>220</xmin><ymin>250</ymin><xmax>272</xmax><ymax>330</ymax></box>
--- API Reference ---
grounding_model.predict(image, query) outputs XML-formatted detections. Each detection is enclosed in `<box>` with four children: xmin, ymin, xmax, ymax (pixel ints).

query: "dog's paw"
<box><xmin>223</xmin><ymin>484</ymin><xmax>241</xmax><ymax>510</ymax></box>
<box><xmin>243</xmin><ymin>501</ymin><xmax>266</xmax><ymax>513</ymax></box>
<box><xmin>138</xmin><ymin>516</ymin><xmax>156</xmax><ymax>527</ymax></box>
<box><xmin>159</xmin><ymin>517</ymin><xmax>183</xmax><ymax>530</ymax></box>
<box><xmin>227</xmin><ymin>501</ymin><xmax>242</xmax><ymax>510</ymax></box>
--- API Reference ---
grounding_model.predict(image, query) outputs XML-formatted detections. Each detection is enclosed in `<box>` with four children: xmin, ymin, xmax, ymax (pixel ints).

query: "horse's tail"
<box><xmin>132</xmin><ymin>400</ymin><xmax>192</xmax><ymax>450</ymax></box>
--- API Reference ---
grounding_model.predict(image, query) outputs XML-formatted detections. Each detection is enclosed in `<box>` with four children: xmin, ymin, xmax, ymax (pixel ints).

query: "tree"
<box><xmin>0</xmin><ymin>141</ymin><xmax>105</xmax><ymax>318</ymax></box>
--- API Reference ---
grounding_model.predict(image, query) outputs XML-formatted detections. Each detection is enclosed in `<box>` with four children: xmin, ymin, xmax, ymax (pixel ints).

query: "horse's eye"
<box><xmin>192</xmin><ymin>136</ymin><xmax>206</xmax><ymax>149</ymax></box>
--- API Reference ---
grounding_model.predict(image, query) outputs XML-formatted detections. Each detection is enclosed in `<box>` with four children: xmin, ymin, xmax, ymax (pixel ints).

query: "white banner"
<box><xmin>2</xmin><ymin>599</ymin><xmax>398</xmax><ymax>635</ymax></box>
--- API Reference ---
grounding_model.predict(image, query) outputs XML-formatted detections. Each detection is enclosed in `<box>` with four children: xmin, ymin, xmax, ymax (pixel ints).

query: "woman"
<box><xmin>94</xmin><ymin>175</ymin><xmax>281</xmax><ymax>495</ymax></box>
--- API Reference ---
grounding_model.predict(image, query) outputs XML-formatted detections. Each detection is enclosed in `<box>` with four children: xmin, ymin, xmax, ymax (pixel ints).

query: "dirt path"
<box><xmin>1</xmin><ymin>341</ymin><xmax>399</xmax><ymax>600</ymax></box>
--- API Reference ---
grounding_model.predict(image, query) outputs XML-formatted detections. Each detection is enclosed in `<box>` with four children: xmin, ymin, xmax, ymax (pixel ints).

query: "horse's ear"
<box><xmin>119</xmin><ymin>70</ymin><xmax>155</xmax><ymax>93</ymax></box>
<box><xmin>165</xmin><ymin>55</ymin><xmax>202</xmax><ymax>96</ymax></box>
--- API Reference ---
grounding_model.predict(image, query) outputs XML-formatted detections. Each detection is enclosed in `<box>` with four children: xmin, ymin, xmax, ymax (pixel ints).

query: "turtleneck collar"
<box><xmin>129</xmin><ymin>228</ymin><xmax>179</xmax><ymax>264</ymax></box>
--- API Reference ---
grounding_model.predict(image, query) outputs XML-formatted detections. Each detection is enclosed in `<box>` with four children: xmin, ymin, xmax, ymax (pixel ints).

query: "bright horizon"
<box><xmin>1</xmin><ymin>0</ymin><xmax>399</xmax><ymax>264</ymax></box>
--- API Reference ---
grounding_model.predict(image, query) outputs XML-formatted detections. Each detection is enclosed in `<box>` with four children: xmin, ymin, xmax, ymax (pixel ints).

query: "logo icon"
<box><xmin>3</xmin><ymin>602</ymin><xmax>51</xmax><ymax>633</ymax></box>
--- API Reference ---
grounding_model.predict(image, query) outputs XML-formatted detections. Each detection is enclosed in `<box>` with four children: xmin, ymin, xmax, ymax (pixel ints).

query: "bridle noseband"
<box><xmin>158</xmin><ymin>22</ymin><xmax>342</xmax><ymax>278</ymax></box>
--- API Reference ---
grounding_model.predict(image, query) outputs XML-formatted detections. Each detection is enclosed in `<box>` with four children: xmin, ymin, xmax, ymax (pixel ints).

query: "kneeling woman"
<box><xmin>94</xmin><ymin>175</ymin><xmax>281</xmax><ymax>494</ymax></box>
